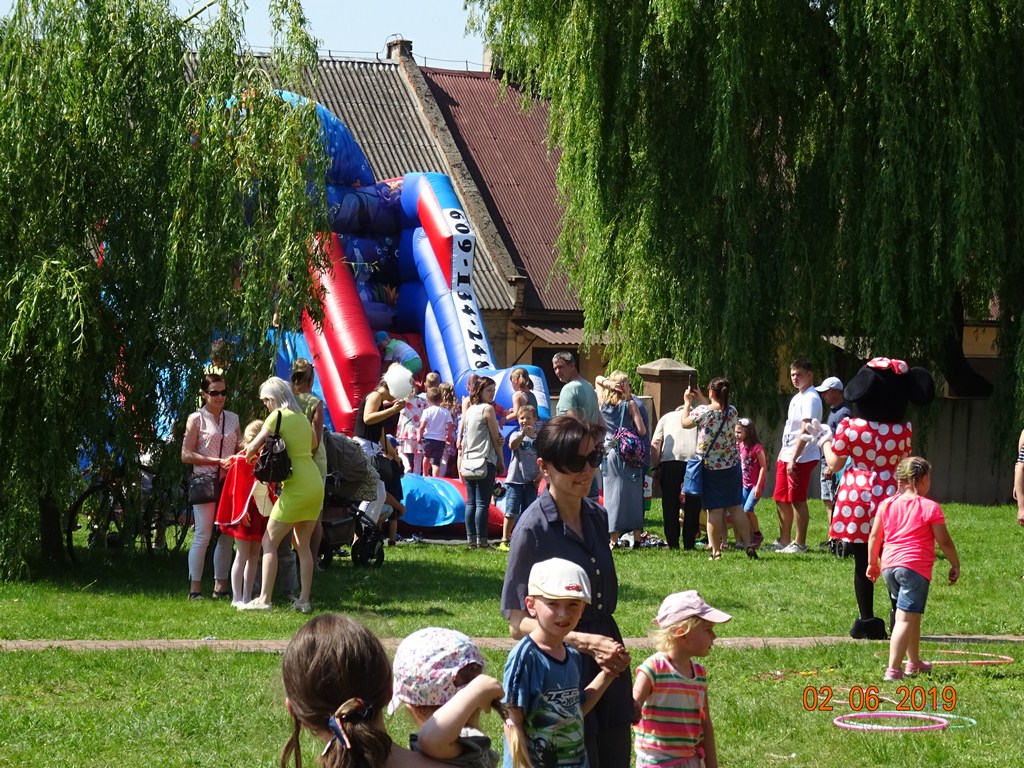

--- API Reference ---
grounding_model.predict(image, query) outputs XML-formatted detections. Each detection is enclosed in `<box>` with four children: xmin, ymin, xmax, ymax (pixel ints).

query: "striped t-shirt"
<box><xmin>633</xmin><ymin>653</ymin><xmax>706</xmax><ymax>766</ymax></box>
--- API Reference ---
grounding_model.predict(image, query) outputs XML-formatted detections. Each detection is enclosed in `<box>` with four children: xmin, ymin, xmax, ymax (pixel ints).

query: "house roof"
<box><xmin>419</xmin><ymin>68</ymin><xmax>578</xmax><ymax>312</ymax></box>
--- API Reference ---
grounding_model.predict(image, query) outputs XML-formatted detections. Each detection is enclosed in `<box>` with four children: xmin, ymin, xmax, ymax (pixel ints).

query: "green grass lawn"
<box><xmin>0</xmin><ymin>499</ymin><xmax>1022</xmax><ymax>766</ymax></box>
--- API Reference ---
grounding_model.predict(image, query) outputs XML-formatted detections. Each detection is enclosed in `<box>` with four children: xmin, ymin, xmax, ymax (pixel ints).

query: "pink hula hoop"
<box><xmin>926</xmin><ymin>650</ymin><xmax>1014</xmax><ymax>666</ymax></box>
<box><xmin>833</xmin><ymin>712</ymin><xmax>949</xmax><ymax>732</ymax></box>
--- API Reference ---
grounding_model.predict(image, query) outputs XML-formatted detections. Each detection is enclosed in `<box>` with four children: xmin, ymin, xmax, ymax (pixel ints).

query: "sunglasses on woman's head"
<box><xmin>559</xmin><ymin>449</ymin><xmax>604</xmax><ymax>473</ymax></box>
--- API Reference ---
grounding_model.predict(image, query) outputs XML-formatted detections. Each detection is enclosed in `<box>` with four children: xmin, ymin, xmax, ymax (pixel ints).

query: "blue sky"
<box><xmin>1</xmin><ymin>0</ymin><xmax>488</xmax><ymax>70</ymax></box>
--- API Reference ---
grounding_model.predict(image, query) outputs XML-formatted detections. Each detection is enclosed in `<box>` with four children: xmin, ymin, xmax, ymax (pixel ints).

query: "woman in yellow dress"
<box><xmin>241</xmin><ymin>377</ymin><xmax>324</xmax><ymax>614</ymax></box>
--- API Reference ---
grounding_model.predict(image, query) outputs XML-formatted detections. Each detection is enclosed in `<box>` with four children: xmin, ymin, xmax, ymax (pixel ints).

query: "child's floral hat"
<box><xmin>387</xmin><ymin>627</ymin><xmax>484</xmax><ymax>715</ymax></box>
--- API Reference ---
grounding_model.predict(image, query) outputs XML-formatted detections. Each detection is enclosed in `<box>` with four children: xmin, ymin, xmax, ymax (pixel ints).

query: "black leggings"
<box><xmin>851</xmin><ymin>541</ymin><xmax>896</xmax><ymax>623</ymax></box>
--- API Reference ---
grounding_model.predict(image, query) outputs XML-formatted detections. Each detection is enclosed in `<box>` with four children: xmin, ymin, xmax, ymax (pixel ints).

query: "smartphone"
<box><xmin>689</xmin><ymin>374</ymin><xmax>694</xmax><ymax>389</ymax></box>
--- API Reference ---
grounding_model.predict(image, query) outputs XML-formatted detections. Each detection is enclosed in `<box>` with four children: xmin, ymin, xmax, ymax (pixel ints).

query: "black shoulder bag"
<box><xmin>254</xmin><ymin>410</ymin><xmax>292</xmax><ymax>484</ymax></box>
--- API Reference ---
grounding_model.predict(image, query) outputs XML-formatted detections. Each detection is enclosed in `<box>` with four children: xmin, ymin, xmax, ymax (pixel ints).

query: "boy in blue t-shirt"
<box><xmin>498</xmin><ymin>405</ymin><xmax>540</xmax><ymax>551</ymax></box>
<box><xmin>502</xmin><ymin>558</ymin><xmax>614</xmax><ymax>768</ymax></box>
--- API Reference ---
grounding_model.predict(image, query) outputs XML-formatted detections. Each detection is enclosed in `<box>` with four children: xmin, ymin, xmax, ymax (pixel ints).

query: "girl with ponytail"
<box><xmin>281</xmin><ymin>614</ymin><xmax>437</xmax><ymax>768</ymax></box>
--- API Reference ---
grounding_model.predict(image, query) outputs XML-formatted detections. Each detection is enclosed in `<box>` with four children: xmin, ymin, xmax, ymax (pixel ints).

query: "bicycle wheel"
<box><xmin>66</xmin><ymin>482</ymin><xmax>128</xmax><ymax>563</ymax></box>
<box><xmin>146</xmin><ymin>479</ymin><xmax>192</xmax><ymax>554</ymax></box>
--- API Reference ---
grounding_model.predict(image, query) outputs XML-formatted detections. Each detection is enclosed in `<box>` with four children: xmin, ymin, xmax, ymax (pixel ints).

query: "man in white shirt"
<box><xmin>771</xmin><ymin>358</ymin><xmax>822</xmax><ymax>553</ymax></box>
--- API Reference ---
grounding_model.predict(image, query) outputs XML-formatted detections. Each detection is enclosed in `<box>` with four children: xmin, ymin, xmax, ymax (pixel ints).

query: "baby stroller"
<box><xmin>320</xmin><ymin>431</ymin><xmax>387</xmax><ymax>568</ymax></box>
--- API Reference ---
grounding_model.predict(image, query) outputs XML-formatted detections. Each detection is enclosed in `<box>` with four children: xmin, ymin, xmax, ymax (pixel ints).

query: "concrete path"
<box><xmin>2</xmin><ymin>633</ymin><xmax>1021</xmax><ymax>654</ymax></box>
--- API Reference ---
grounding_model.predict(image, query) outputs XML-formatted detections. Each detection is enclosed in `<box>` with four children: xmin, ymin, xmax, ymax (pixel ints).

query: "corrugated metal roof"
<box><xmin>517</xmin><ymin>323</ymin><xmax>585</xmax><ymax>346</ymax></box>
<box><xmin>420</xmin><ymin>68</ymin><xmax>578</xmax><ymax>312</ymax></box>
<box><xmin>315</xmin><ymin>57</ymin><xmax>449</xmax><ymax>180</ymax></box>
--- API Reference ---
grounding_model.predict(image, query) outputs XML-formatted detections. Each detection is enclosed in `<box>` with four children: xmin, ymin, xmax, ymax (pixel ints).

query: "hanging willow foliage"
<box><xmin>471</xmin><ymin>0</ymin><xmax>1024</xmax><ymax>431</ymax></box>
<box><xmin>0</xmin><ymin>0</ymin><xmax>327</xmax><ymax>573</ymax></box>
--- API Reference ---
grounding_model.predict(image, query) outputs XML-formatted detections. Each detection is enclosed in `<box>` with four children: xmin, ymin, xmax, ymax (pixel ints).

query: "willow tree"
<box><xmin>0</xmin><ymin>0</ymin><xmax>329</xmax><ymax>574</ymax></box>
<box><xmin>472</xmin><ymin>1</ymin><xmax>1024</xmax><ymax>422</ymax></box>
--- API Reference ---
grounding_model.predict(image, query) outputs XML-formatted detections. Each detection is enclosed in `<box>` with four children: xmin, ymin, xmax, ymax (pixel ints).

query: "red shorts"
<box><xmin>773</xmin><ymin>459</ymin><xmax>816</xmax><ymax>503</ymax></box>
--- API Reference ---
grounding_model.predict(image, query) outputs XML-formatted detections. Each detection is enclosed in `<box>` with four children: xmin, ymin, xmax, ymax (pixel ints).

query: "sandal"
<box><xmin>708</xmin><ymin>553</ymin><xmax>722</xmax><ymax>561</ymax></box>
<box><xmin>212</xmin><ymin>590</ymin><xmax>231</xmax><ymax>600</ymax></box>
<box><xmin>187</xmin><ymin>592</ymin><xmax>203</xmax><ymax>601</ymax></box>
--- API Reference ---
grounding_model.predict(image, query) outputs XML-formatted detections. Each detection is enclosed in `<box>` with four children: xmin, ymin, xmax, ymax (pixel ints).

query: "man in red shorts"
<box><xmin>771</xmin><ymin>357</ymin><xmax>822</xmax><ymax>553</ymax></box>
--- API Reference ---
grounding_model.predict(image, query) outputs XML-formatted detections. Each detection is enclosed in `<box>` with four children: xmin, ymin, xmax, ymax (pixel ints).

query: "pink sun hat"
<box><xmin>654</xmin><ymin>590</ymin><xmax>732</xmax><ymax>628</ymax></box>
<box><xmin>388</xmin><ymin>627</ymin><xmax>485</xmax><ymax>715</ymax></box>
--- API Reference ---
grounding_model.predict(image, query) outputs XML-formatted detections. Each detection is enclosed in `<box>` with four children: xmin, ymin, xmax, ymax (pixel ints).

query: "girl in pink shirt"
<box><xmin>866</xmin><ymin>457</ymin><xmax>961</xmax><ymax>681</ymax></box>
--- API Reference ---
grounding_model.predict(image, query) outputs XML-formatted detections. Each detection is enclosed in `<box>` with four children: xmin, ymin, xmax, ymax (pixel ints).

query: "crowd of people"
<box><xmin>171</xmin><ymin>345</ymin><xmax>1004</xmax><ymax>766</ymax></box>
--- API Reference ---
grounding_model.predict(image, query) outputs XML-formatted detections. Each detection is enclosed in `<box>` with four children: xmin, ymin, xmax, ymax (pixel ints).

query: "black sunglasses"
<box><xmin>558</xmin><ymin>449</ymin><xmax>604</xmax><ymax>473</ymax></box>
<box><xmin>206</xmin><ymin>389</ymin><xmax>227</xmax><ymax>397</ymax></box>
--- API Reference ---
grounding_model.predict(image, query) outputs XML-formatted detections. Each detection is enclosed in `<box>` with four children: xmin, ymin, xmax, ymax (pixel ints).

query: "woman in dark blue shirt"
<box><xmin>500</xmin><ymin>416</ymin><xmax>634</xmax><ymax>768</ymax></box>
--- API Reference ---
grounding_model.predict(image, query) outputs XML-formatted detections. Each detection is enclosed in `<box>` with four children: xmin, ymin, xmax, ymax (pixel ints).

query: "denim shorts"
<box><xmin>741</xmin><ymin>486</ymin><xmax>758</xmax><ymax>513</ymax></box>
<box><xmin>882</xmin><ymin>566</ymin><xmax>931</xmax><ymax>614</ymax></box>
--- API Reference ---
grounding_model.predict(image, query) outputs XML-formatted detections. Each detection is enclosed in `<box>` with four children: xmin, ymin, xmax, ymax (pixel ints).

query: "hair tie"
<box><xmin>340</xmin><ymin>698</ymin><xmax>376</xmax><ymax>724</ymax></box>
<box><xmin>327</xmin><ymin>715</ymin><xmax>351</xmax><ymax>751</ymax></box>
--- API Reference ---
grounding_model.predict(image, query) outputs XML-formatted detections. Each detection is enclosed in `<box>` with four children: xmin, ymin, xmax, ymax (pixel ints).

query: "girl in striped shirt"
<box><xmin>632</xmin><ymin>591</ymin><xmax>731</xmax><ymax>768</ymax></box>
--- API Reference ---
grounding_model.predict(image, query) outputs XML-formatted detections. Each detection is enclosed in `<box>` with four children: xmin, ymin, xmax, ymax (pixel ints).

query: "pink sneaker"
<box><xmin>904</xmin><ymin>660</ymin><xmax>932</xmax><ymax>675</ymax></box>
<box><xmin>884</xmin><ymin>667</ymin><xmax>905</xmax><ymax>681</ymax></box>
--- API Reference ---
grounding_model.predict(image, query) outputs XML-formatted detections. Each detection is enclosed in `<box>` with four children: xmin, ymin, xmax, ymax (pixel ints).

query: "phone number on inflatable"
<box><xmin>802</xmin><ymin>686</ymin><xmax>957</xmax><ymax>712</ymax></box>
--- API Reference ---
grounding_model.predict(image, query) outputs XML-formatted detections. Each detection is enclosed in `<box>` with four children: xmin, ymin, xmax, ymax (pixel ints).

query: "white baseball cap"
<box><xmin>815</xmin><ymin>376</ymin><xmax>844</xmax><ymax>393</ymax></box>
<box><xmin>654</xmin><ymin>590</ymin><xmax>732</xmax><ymax>628</ymax></box>
<box><xmin>527</xmin><ymin>558</ymin><xmax>591</xmax><ymax>603</ymax></box>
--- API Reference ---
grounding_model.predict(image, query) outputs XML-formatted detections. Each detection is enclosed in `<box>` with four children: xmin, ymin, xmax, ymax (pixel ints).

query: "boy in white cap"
<box><xmin>502</xmin><ymin>558</ymin><xmax>615</xmax><ymax>768</ymax></box>
<box><xmin>389</xmin><ymin>626</ymin><xmax>506</xmax><ymax>767</ymax></box>
<box><xmin>632</xmin><ymin>591</ymin><xmax>732</xmax><ymax>768</ymax></box>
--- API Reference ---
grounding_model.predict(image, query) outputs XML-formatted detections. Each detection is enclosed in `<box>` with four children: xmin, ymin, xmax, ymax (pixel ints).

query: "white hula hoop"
<box><xmin>832</xmin><ymin>712</ymin><xmax>949</xmax><ymax>732</ymax></box>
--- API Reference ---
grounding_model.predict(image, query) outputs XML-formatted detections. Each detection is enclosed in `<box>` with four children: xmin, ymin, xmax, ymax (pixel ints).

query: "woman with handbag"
<box><xmin>241</xmin><ymin>377</ymin><xmax>324</xmax><ymax>613</ymax></box>
<box><xmin>596</xmin><ymin>371</ymin><xmax>647</xmax><ymax>548</ymax></box>
<box><xmin>181</xmin><ymin>373</ymin><xmax>241</xmax><ymax>600</ymax></box>
<box><xmin>457</xmin><ymin>376</ymin><xmax>505</xmax><ymax>548</ymax></box>
<box><xmin>681</xmin><ymin>377</ymin><xmax>755</xmax><ymax>560</ymax></box>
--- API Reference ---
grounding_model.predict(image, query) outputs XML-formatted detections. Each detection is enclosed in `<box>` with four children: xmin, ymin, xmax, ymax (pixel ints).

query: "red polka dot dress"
<box><xmin>830</xmin><ymin>418</ymin><xmax>911</xmax><ymax>543</ymax></box>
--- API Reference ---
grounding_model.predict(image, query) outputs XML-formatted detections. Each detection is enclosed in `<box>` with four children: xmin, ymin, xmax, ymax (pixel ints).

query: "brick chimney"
<box><xmin>386</xmin><ymin>38</ymin><xmax>413</xmax><ymax>61</ymax></box>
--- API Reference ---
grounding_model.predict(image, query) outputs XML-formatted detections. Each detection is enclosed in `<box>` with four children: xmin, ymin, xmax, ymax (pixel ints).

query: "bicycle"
<box><xmin>65</xmin><ymin>449</ymin><xmax>192</xmax><ymax>564</ymax></box>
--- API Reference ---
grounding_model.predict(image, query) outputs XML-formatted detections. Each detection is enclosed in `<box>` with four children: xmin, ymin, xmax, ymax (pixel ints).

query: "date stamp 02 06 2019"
<box><xmin>802</xmin><ymin>685</ymin><xmax>958</xmax><ymax>713</ymax></box>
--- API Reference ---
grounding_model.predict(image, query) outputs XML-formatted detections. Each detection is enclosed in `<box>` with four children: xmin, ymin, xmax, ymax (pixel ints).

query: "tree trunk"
<box><xmin>39</xmin><ymin>490</ymin><xmax>66</xmax><ymax>567</ymax></box>
<box><xmin>942</xmin><ymin>292</ymin><xmax>994</xmax><ymax>398</ymax></box>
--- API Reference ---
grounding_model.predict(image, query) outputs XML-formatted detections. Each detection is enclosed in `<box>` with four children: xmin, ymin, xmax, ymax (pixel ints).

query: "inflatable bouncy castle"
<box><xmin>267</xmin><ymin>92</ymin><xmax>554</xmax><ymax>537</ymax></box>
<box><xmin>272</xmin><ymin>92</ymin><xmax>550</xmax><ymax>434</ymax></box>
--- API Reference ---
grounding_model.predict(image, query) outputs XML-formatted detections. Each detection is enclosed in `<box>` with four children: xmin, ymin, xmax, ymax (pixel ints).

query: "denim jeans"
<box><xmin>503</xmin><ymin>481</ymin><xmax>538</xmax><ymax>523</ymax></box>
<box><xmin>464</xmin><ymin>462</ymin><xmax>496</xmax><ymax>544</ymax></box>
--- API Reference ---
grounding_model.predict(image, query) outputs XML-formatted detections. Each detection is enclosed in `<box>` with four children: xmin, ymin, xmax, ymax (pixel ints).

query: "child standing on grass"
<box><xmin>216</xmin><ymin>419</ymin><xmax>274</xmax><ymax>607</ymax></box>
<box><xmin>867</xmin><ymin>456</ymin><xmax>961</xmax><ymax>681</ymax></box>
<box><xmin>499</xmin><ymin>405</ymin><xmax>540</xmax><ymax>551</ymax></box>
<box><xmin>418</xmin><ymin>387</ymin><xmax>455</xmax><ymax>477</ymax></box>
<box><xmin>389</xmin><ymin>627</ymin><xmax>527</xmax><ymax>768</ymax></box>
<box><xmin>632</xmin><ymin>591</ymin><xmax>730</xmax><ymax>768</ymax></box>
<box><xmin>503</xmin><ymin>558</ymin><xmax>614</xmax><ymax>768</ymax></box>
<box><xmin>735</xmin><ymin>418</ymin><xmax>766</xmax><ymax>549</ymax></box>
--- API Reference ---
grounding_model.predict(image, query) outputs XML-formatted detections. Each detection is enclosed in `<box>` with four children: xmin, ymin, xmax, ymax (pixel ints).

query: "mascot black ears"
<box><xmin>844</xmin><ymin>358</ymin><xmax>935</xmax><ymax>423</ymax></box>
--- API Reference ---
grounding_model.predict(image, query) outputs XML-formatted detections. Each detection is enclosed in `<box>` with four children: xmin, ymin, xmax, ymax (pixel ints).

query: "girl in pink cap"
<box><xmin>632</xmin><ymin>591</ymin><xmax>731</xmax><ymax>768</ymax></box>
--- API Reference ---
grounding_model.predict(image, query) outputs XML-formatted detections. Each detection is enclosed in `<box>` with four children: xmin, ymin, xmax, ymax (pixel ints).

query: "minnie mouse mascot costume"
<box><xmin>810</xmin><ymin>358</ymin><xmax>935</xmax><ymax>639</ymax></box>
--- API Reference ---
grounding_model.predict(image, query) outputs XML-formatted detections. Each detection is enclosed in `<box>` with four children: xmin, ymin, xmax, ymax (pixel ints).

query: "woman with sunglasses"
<box><xmin>501</xmin><ymin>416</ymin><xmax>634</xmax><ymax>768</ymax></box>
<box><xmin>181</xmin><ymin>373</ymin><xmax>241</xmax><ymax>600</ymax></box>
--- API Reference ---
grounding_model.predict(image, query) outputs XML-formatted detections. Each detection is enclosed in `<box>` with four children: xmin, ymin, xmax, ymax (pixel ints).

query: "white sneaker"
<box><xmin>768</xmin><ymin>539</ymin><xmax>787</xmax><ymax>551</ymax></box>
<box><xmin>779</xmin><ymin>542</ymin><xmax>808</xmax><ymax>554</ymax></box>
